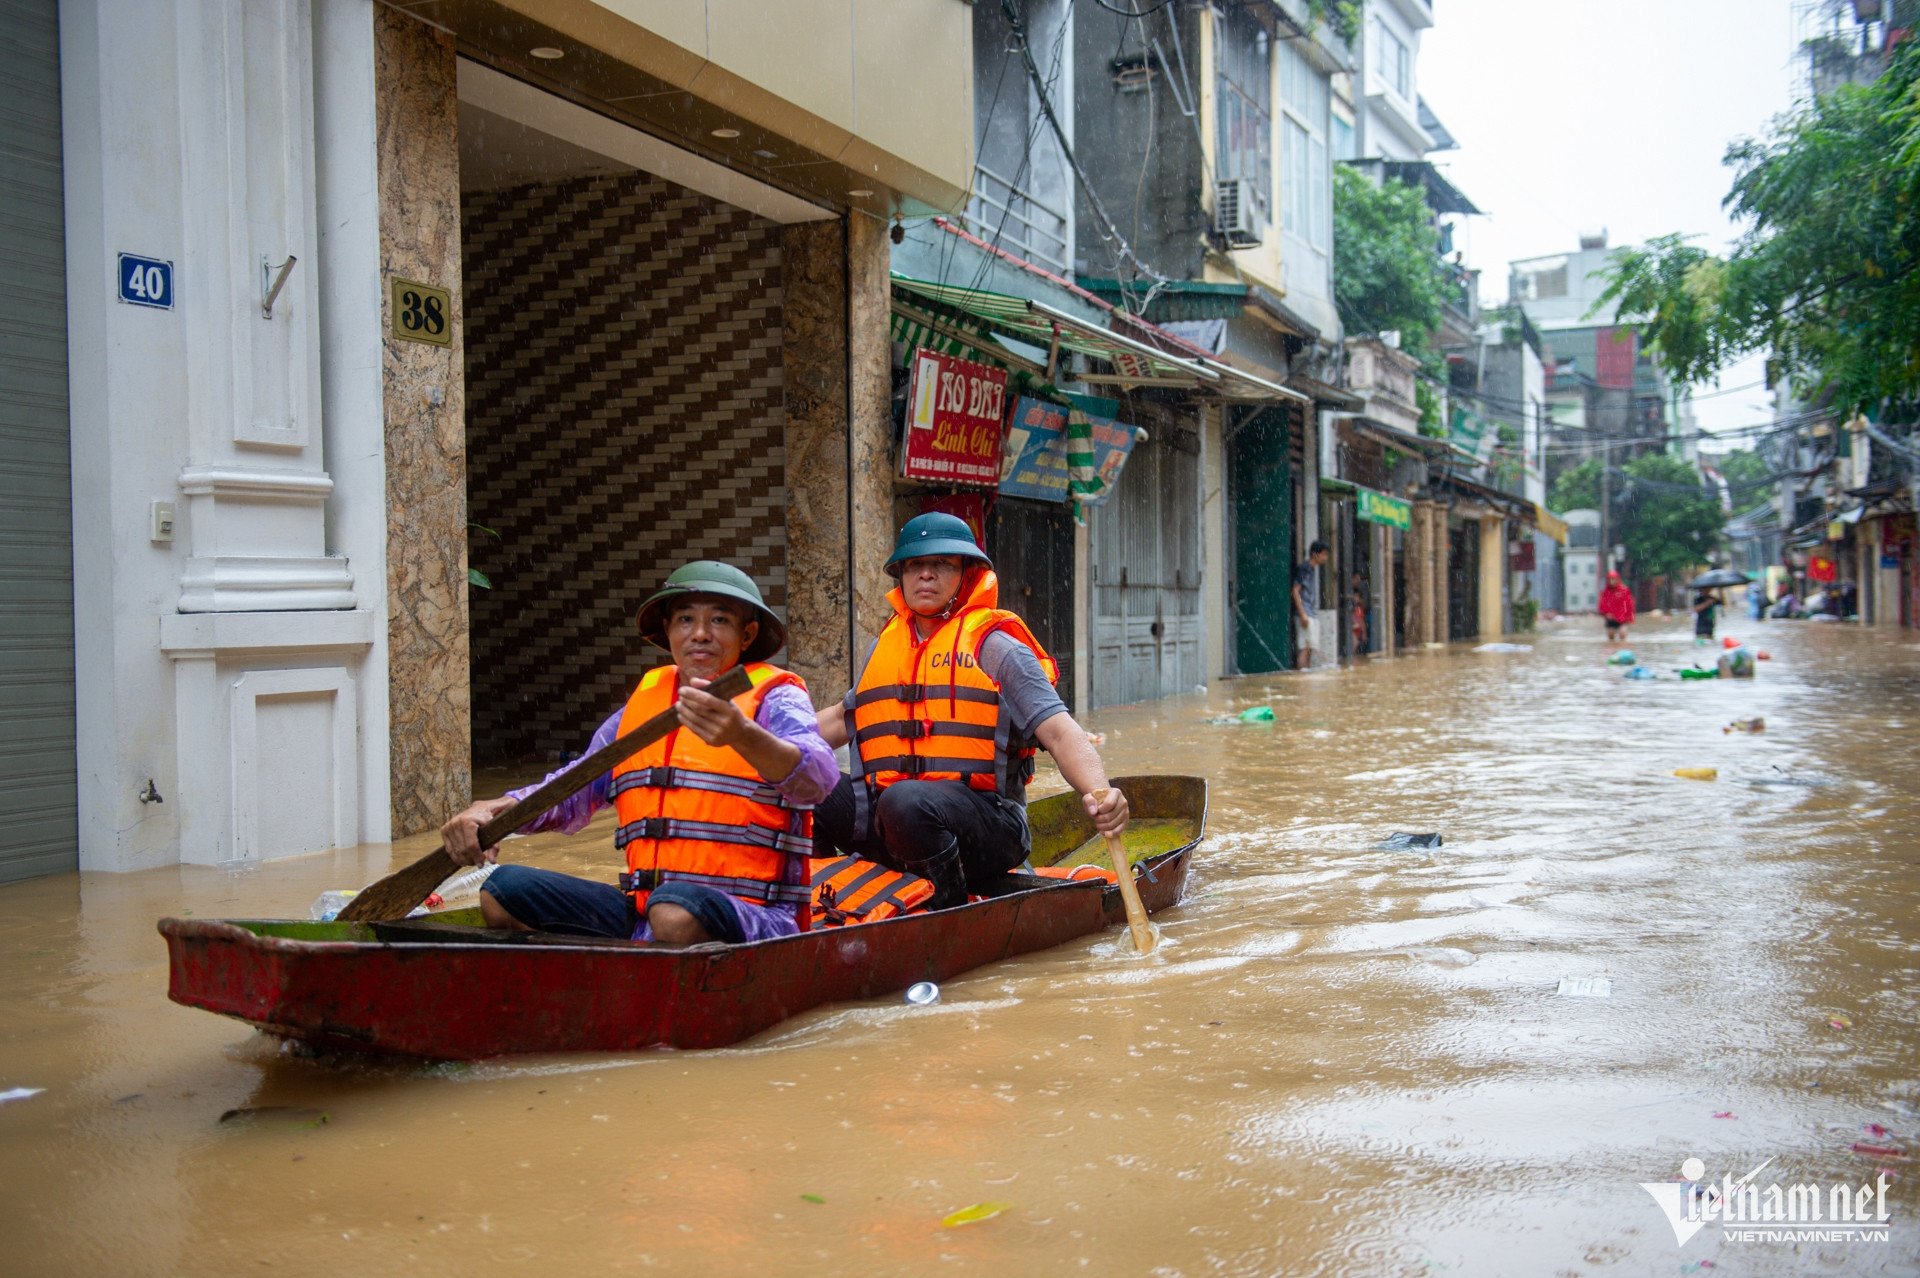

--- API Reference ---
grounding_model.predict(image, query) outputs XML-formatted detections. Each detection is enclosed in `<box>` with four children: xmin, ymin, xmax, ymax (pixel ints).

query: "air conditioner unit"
<box><xmin>1214</xmin><ymin>178</ymin><xmax>1264</xmax><ymax>249</ymax></box>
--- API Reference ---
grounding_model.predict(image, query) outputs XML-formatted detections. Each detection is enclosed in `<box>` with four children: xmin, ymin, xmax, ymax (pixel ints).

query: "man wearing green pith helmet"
<box><xmin>441</xmin><ymin>561</ymin><xmax>838</xmax><ymax>945</ymax></box>
<box><xmin>813</xmin><ymin>513</ymin><xmax>1128</xmax><ymax>910</ymax></box>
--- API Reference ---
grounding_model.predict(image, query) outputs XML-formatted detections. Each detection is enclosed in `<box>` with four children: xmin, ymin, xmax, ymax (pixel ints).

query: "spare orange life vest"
<box><xmin>807</xmin><ymin>856</ymin><xmax>934</xmax><ymax>927</ymax></box>
<box><xmin>610</xmin><ymin>662</ymin><xmax>814</xmax><ymax>930</ymax></box>
<box><xmin>848</xmin><ymin>569</ymin><xmax>1059</xmax><ymax>801</ymax></box>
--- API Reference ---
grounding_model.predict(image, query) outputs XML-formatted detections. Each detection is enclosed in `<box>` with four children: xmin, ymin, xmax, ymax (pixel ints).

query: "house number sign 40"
<box><xmin>390</xmin><ymin>277</ymin><xmax>452</xmax><ymax>347</ymax></box>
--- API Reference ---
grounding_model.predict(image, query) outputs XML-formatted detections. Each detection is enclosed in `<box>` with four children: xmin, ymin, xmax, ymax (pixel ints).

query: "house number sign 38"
<box><xmin>390</xmin><ymin>277</ymin><xmax>453</xmax><ymax>347</ymax></box>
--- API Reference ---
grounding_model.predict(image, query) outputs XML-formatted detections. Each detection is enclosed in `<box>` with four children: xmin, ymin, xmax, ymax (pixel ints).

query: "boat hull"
<box><xmin>159</xmin><ymin>775</ymin><xmax>1203</xmax><ymax>1058</ymax></box>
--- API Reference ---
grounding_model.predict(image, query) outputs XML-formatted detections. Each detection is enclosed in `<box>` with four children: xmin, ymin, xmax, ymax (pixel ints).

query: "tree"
<box><xmin>1594</xmin><ymin>36</ymin><xmax>1920</xmax><ymax>417</ymax></box>
<box><xmin>1333</xmin><ymin>166</ymin><xmax>1450</xmax><ymax>430</ymax></box>
<box><xmin>1548</xmin><ymin>458</ymin><xmax>1601</xmax><ymax>514</ymax></box>
<box><xmin>1710</xmin><ymin>448</ymin><xmax>1773</xmax><ymax>506</ymax></box>
<box><xmin>1615</xmin><ymin>454</ymin><xmax>1724</xmax><ymax>581</ymax></box>
<box><xmin>1333</xmin><ymin>168</ymin><xmax>1447</xmax><ymax>358</ymax></box>
<box><xmin>1549</xmin><ymin>455</ymin><xmax>1721</xmax><ymax>580</ymax></box>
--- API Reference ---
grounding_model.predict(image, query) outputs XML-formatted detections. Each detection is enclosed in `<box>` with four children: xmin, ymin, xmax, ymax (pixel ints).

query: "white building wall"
<box><xmin>61</xmin><ymin>0</ymin><xmax>384</xmax><ymax>870</ymax></box>
<box><xmin>1358</xmin><ymin>0</ymin><xmax>1433</xmax><ymax>162</ymax></box>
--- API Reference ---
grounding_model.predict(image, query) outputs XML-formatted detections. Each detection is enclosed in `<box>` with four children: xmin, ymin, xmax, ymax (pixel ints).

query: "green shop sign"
<box><xmin>1356</xmin><ymin>488</ymin><xmax>1411</xmax><ymax>530</ymax></box>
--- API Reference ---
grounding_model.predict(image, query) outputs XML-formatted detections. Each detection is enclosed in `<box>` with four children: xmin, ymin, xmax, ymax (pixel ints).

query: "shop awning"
<box><xmin>1344</xmin><ymin>415</ymin><xmax>1450</xmax><ymax>456</ymax></box>
<box><xmin>1532</xmin><ymin>503</ymin><xmax>1569</xmax><ymax>546</ymax></box>
<box><xmin>1077</xmin><ymin>277</ymin><xmax>1249</xmax><ymax>323</ymax></box>
<box><xmin>1288</xmin><ymin>373</ymin><xmax>1366</xmax><ymax>411</ymax></box>
<box><xmin>892</xmin><ymin>275</ymin><xmax>1216</xmax><ymax>387</ymax></box>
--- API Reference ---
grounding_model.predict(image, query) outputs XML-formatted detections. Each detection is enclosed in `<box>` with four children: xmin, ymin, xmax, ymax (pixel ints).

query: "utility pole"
<box><xmin>1594</xmin><ymin>378</ymin><xmax>1610</xmax><ymax>577</ymax></box>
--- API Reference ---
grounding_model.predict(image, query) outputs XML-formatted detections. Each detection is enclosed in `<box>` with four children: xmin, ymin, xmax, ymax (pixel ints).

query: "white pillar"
<box><xmin>63</xmin><ymin>0</ymin><xmax>381</xmax><ymax>869</ymax></box>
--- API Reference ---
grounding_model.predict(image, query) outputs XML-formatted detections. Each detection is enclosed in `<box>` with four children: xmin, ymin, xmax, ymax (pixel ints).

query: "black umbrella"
<box><xmin>1687</xmin><ymin>568</ymin><xmax>1752</xmax><ymax>590</ymax></box>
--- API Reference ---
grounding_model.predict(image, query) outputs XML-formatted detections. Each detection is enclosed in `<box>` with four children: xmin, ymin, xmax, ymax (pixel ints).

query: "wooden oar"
<box><xmin>337</xmin><ymin>665</ymin><xmax>754</xmax><ymax>923</ymax></box>
<box><xmin>1091</xmin><ymin>787</ymin><xmax>1154</xmax><ymax>954</ymax></box>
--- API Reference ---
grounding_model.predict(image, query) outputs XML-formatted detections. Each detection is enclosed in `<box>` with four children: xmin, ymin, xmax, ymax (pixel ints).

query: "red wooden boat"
<box><xmin>159</xmin><ymin>775</ymin><xmax>1205</xmax><ymax>1059</ymax></box>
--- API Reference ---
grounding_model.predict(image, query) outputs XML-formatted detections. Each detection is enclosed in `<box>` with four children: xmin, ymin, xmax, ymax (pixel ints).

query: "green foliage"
<box><xmin>1414</xmin><ymin>380</ymin><xmax>1443</xmax><ymax>435</ymax></box>
<box><xmin>1334</xmin><ymin>167</ymin><xmax>1448</xmax><ymax>362</ymax></box>
<box><xmin>1511</xmin><ymin>596</ymin><xmax>1539</xmax><ymax>633</ymax></box>
<box><xmin>1617</xmin><ymin>454</ymin><xmax>1724</xmax><ymax>582</ymax></box>
<box><xmin>1548</xmin><ymin>458</ymin><xmax>1602</xmax><ymax>514</ymax></box>
<box><xmin>1711</xmin><ymin>448</ymin><xmax>1773</xmax><ymax>501</ymax></box>
<box><xmin>1594</xmin><ymin>37</ymin><xmax>1920</xmax><ymax>416</ymax></box>
<box><xmin>1304</xmin><ymin>0</ymin><xmax>1361</xmax><ymax>44</ymax></box>
<box><xmin>1548</xmin><ymin>456</ymin><xmax>1720</xmax><ymax>579</ymax></box>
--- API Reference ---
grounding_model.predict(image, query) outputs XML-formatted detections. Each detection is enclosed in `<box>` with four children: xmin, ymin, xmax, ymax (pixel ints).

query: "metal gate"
<box><xmin>1448</xmin><ymin>519</ymin><xmax>1479</xmax><ymax>640</ymax></box>
<box><xmin>1091</xmin><ymin>428</ymin><xmax>1202</xmax><ymax>707</ymax></box>
<box><xmin>0</xmin><ymin>0</ymin><xmax>76</xmax><ymax>882</ymax></box>
<box><xmin>1228</xmin><ymin>407</ymin><xmax>1294</xmax><ymax>673</ymax></box>
<box><xmin>986</xmin><ymin>497</ymin><xmax>1075</xmax><ymax>712</ymax></box>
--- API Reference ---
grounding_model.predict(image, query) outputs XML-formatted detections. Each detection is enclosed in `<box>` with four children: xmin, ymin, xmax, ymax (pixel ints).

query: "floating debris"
<box><xmin>1673</xmin><ymin>767</ymin><xmax>1718</xmax><ymax>782</ymax></box>
<box><xmin>942</xmin><ymin>1201</ymin><xmax>1014</xmax><ymax>1228</ymax></box>
<box><xmin>0</xmin><ymin>1087</ymin><xmax>45</xmax><ymax>1104</ymax></box>
<box><xmin>1557</xmin><ymin>977</ymin><xmax>1612</xmax><ymax>998</ymax></box>
<box><xmin>1378</xmin><ymin>832</ymin><xmax>1443</xmax><ymax>850</ymax></box>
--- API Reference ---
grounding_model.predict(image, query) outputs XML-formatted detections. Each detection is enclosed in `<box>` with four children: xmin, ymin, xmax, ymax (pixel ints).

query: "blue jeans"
<box><xmin>482</xmin><ymin>865</ymin><xmax>746</xmax><ymax>943</ymax></box>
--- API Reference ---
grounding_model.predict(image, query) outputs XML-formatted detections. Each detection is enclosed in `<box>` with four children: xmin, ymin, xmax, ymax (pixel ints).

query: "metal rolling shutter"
<box><xmin>0</xmin><ymin>0</ymin><xmax>76</xmax><ymax>882</ymax></box>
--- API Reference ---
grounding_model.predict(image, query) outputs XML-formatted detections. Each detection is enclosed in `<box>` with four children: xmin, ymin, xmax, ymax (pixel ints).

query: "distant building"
<box><xmin>1510</xmin><ymin>232</ymin><xmax>1695</xmax><ymax>496</ymax></box>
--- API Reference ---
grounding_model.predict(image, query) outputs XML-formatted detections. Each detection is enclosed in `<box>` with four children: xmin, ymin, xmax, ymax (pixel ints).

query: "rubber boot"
<box><xmin>904</xmin><ymin>839</ymin><xmax>968</xmax><ymax>912</ymax></box>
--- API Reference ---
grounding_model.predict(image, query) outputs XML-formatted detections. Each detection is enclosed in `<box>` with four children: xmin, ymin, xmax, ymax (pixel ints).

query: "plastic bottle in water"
<box><xmin>308</xmin><ymin>890</ymin><xmax>357</xmax><ymax>922</ymax></box>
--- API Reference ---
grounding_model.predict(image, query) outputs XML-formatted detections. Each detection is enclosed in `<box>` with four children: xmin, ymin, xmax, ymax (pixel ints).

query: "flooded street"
<box><xmin>2</xmin><ymin>618</ymin><xmax>1916</xmax><ymax>1276</ymax></box>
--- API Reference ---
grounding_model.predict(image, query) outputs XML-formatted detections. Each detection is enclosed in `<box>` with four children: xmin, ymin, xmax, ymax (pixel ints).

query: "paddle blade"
<box><xmin>336</xmin><ymin>849</ymin><xmax>461</xmax><ymax>923</ymax></box>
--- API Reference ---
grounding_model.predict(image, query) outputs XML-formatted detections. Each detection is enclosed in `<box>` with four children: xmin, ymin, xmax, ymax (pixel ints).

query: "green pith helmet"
<box><xmin>884</xmin><ymin>512</ymin><xmax>992</xmax><ymax>577</ymax></box>
<box><xmin>635</xmin><ymin>560</ymin><xmax>786</xmax><ymax>662</ymax></box>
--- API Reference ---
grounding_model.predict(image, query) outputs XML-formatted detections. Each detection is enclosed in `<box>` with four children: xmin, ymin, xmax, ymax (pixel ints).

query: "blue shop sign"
<box><xmin>996</xmin><ymin>393</ymin><xmax>1134</xmax><ymax>506</ymax></box>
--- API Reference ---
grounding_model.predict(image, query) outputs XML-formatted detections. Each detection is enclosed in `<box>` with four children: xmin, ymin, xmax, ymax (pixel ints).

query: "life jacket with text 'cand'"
<box><xmin>848</xmin><ymin>569</ymin><xmax>1059</xmax><ymax>799</ymax></box>
<box><xmin>610</xmin><ymin>662</ymin><xmax>814</xmax><ymax>931</ymax></box>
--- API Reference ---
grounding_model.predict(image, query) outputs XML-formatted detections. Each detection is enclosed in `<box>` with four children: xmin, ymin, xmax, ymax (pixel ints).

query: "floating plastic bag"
<box><xmin>1673</xmin><ymin>767</ymin><xmax>1718</xmax><ymax>782</ymax></box>
<box><xmin>1237</xmin><ymin>705</ymin><xmax>1275</xmax><ymax>722</ymax></box>
<box><xmin>1717</xmin><ymin>646</ymin><xmax>1756</xmax><ymax>679</ymax></box>
<box><xmin>1473</xmin><ymin>642</ymin><xmax>1532</xmax><ymax>653</ymax></box>
<box><xmin>1607</xmin><ymin>650</ymin><xmax>1637</xmax><ymax>666</ymax></box>
<box><xmin>1378</xmin><ymin>832</ymin><xmax>1443</xmax><ymax>850</ymax></box>
<box><xmin>1623</xmin><ymin>666</ymin><xmax>1657</xmax><ymax>680</ymax></box>
<box><xmin>1677</xmin><ymin>667</ymin><xmax>1718</xmax><ymax>680</ymax></box>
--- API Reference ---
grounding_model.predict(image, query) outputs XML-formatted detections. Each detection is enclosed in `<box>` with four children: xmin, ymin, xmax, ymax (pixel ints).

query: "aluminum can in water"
<box><xmin>905</xmin><ymin>981</ymin><xmax>940</xmax><ymax>1005</ymax></box>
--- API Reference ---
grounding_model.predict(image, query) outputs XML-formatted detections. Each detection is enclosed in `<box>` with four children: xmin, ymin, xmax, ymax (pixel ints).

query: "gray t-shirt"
<box><xmin>978</xmin><ymin>629</ymin><xmax>1069</xmax><ymax>736</ymax></box>
<box><xmin>1295</xmin><ymin>561</ymin><xmax>1319</xmax><ymax>611</ymax></box>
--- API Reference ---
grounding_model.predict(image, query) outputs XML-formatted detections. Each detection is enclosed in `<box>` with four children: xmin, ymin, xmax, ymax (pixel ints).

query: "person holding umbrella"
<box><xmin>1686</xmin><ymin>568</ymin><xmax>1750</xmax><ymax>644</ymax></box>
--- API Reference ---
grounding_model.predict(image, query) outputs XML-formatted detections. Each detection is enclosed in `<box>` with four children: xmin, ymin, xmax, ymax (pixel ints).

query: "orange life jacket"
<box><xmin>1030</xmin><ymin>863</ymin><xmax>1119</xmax><ymax>884</ymax></box>
<box><xmin>848</xmin><ymin>569</ymin><xmax>1059</xmax><ymax>801</ymax></box>
<box><xmin>807</xmin><ymin>856</ymin><xmax>935</xmax><ymax>927</ymax></box>
<box><xmin>610</xmin><ymin>662</ymin><xmax>814</xmax><ymax>930</ymax></box>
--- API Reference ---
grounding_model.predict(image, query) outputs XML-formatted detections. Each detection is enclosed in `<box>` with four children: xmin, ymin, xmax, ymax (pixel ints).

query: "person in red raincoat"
<box><xmin>1599</xmin><ymin>570</ymin><xmax>1635</xmax><ymax>643</ymax></box>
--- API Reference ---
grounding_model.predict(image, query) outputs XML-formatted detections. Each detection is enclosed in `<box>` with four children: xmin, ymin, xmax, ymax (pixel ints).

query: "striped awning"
<box><xmin>891</xmin><ymin>274</ymin><xmax>1217</xmax><ymax>386</ymax></box>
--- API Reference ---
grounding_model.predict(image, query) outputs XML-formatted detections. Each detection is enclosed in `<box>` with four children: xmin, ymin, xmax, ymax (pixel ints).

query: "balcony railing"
<box><xmin>966</xmin><ymin>163</ymin><xmax>1070</xmax><ymax>276</ymax></box>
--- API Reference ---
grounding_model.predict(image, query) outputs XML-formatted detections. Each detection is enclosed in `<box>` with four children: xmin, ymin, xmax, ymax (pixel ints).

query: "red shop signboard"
<box><xmin>902</xmin><ymin>350</ymin><xmax>1008</xmax><ymax>488</ymax></box>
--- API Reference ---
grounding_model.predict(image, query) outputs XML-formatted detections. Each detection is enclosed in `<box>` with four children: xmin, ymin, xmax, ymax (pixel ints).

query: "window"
<box><xmin>1374</xmin><ymin>20</ymin><xmax>1411</xmax><ymax>101</ymax></box>
<box><xmin>1331</xmin><ymin>111</ymin><xmax>1355</xmax><ymax>162</ymax></box>
<box><xmin>1277</xmin><ymin>41</ymin><xmax>1329</xmax><ymax>251</ymax></box>
<box><xmin>1216</xmin><ymin>6</ymin><xmax>1272</xmax><ymax>217</ymax></box>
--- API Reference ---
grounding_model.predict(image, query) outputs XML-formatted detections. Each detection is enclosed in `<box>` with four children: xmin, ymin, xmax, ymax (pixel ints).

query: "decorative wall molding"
<box><xmin>227</xmin><ymin>666</ymin><xmax>360</xmax><ymax>862</ymax></box>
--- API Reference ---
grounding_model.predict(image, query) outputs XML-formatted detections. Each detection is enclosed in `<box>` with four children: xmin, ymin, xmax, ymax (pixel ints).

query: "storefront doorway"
<box><xmin>0</xmin><ymin>0</ymin><xmax>75</xmax><ymax>882</ymax></box>
<box><xmin>987</xmin><ymin>498</ymin><xmax>1076</xmax><ymax>711</ymax></box>
<box><xmin>454</xmin><ymin>64</ymin><xmax>833</xmax><ymax>766</ymax></box>
<box><xmin>1228</xmin><ymin>406</ymin><xmax>1296</xmax><ymax>674</ymax></box>
<box><xmin>1091</xmin><ymin>424</ymin><xmax>1203</xmax><ymax>707</ymax></box>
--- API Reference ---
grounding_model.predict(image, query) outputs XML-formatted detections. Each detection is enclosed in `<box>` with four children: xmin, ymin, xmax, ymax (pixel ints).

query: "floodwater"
<box><xmin>3</xmin><ymin>618</ymin><xmax>1917</xmax><ymax>1276</ymax></box>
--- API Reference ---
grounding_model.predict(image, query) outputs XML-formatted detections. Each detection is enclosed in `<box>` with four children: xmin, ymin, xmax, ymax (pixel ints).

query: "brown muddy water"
<box><xmin>2</xmin><ymin>618</ymin><xmax>1917</xmax><ymax>1275</ymax></box>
